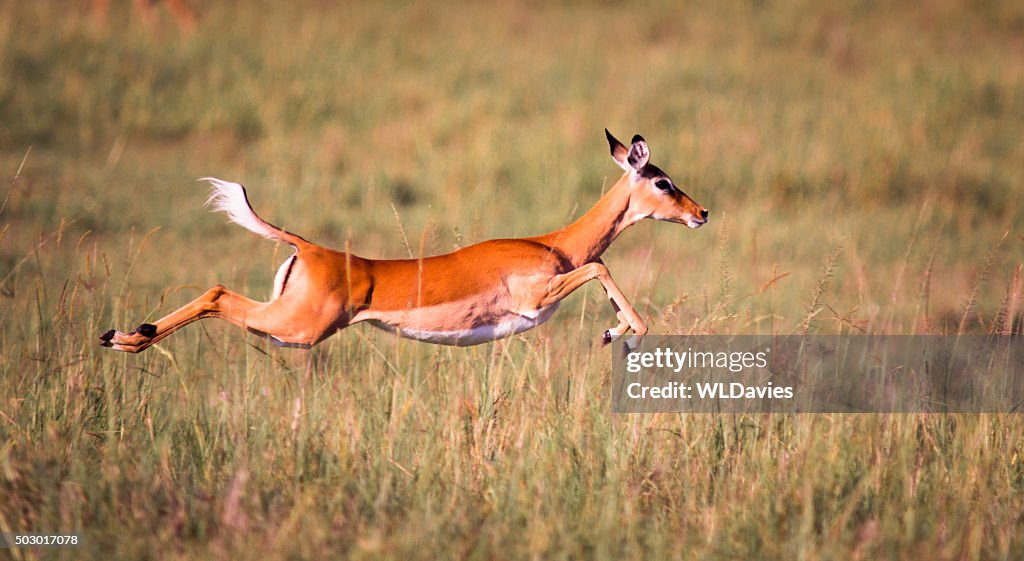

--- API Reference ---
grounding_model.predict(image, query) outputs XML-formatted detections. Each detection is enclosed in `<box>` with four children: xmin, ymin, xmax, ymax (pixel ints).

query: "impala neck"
<box><xmin>542</xmin><ymin>174</ymin><xmax>641</xmax><ymax>267</ymax></box>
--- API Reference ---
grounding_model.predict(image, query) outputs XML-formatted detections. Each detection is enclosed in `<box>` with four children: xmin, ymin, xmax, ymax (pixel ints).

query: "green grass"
<box><xmin>1</xmin><ymin>0</ymin><xmax>1023</xmax><ymax>559</ymax></box>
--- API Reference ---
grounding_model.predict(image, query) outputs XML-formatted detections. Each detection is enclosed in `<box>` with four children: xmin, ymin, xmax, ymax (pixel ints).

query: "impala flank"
<box><xmin>100</xmin><ymin>130</ymin><xmax>708</xmax><ymax>352</ymax></box>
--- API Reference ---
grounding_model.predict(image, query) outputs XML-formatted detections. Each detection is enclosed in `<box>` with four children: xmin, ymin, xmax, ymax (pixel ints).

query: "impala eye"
<box><xmin>654</xmin><ymin>179</ymin><xmax>673</xmax><ymax>191</ymax></box>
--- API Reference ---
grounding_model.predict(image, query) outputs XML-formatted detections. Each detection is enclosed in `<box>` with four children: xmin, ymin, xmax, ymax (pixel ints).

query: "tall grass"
<box><xmin>1</xmin><ymin>1</ymin><xmax>1023</xmax><ymax>559</ymax></box>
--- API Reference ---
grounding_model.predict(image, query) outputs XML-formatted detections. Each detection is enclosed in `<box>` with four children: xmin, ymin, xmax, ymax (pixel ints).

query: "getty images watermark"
<box><xmin>612</xmin><ymin>335</ymin><xmax>1024</xmax><ymax>413</ymax></box>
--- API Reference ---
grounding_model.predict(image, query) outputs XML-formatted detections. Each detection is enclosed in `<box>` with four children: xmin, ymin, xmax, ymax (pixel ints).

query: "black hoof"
<box><xmin>137</xmin><ymin>323</ymin><xmax>157</xmax><ymax>338</ymax></box>
<box><xmin>601</xmin><ymin>330</ymin><xmax>612</xmax><ymax>346</ymax></box>
<box><xmin>100</xmin><ymin>329</ymin><xmax>116</xmax><ymax>342</ymax></box>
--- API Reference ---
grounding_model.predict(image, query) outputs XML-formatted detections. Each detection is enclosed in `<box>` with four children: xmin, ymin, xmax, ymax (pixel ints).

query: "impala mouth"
<box><xmin>685</xmin><ymin>215</ymin><xmax>707</xmax><ymax>229</ymax></box>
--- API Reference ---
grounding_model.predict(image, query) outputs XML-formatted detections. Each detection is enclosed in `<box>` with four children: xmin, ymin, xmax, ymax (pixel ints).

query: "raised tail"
<box><xmin>201</xmin><ymin>178</ymin><xmax>310</xmax><ymax>247</ymax></box>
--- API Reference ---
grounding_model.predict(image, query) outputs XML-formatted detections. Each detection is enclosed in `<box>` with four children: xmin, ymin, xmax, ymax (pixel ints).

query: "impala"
<box><xmin>100</xmin><ymin>130</ymin><xmax>708</xmax><ymax>352</ymax></box>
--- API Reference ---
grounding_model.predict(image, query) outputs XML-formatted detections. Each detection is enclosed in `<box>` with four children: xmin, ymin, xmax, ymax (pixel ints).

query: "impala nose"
<box><xmin>700</xmin><ymin>208</ymin><xmax>709</xmax><ymax>220</ymax></box>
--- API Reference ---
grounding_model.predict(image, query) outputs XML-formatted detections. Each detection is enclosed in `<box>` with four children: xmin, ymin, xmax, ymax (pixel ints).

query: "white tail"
<box><xmin>201</xmin><ymin>177</ymin><xmax>303</xmax><ymax>246</ymax></box>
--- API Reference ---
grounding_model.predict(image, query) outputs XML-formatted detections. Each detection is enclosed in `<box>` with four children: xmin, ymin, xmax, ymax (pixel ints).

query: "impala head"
<box><xmin>606</xmin><ymin>129</ymin><xmax>708</xmax><ymax>229</ymax></box>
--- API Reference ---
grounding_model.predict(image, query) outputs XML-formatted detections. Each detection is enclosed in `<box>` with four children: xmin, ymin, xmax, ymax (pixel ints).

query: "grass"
<box><xmin>1</xmin><ymin>0</ymin><xmax>1023</xmax><ymax>559</ymax></box>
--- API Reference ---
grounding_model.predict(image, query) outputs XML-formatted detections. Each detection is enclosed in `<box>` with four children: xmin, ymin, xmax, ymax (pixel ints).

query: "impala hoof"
<box><xmin>137</xmin><ymin>323</ymin><xmax>157</xmax><ymax>338</ymax></box>
<box><xmin>99</xmin><ymin>329</ymin><xmax>116</xmax><ymax>346</ymax></box>
<box><xmin>602</xmin><ymin>330</ymin><xmax>613</xmax><ymax>346</ymax></box>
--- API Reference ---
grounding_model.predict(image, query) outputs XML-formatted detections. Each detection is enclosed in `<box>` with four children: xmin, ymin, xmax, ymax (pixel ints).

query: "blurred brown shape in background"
<box><xmin>89</xmin><ymin>0</ymin><xmax>197</xmax><ymax>33</ymax></box>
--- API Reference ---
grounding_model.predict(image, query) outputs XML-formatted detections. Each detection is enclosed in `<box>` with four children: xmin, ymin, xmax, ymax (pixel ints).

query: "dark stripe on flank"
<box><xmin>280</xmin><ymin>255</ymin><xmax>296</xmax><ymax>295</ymax></box>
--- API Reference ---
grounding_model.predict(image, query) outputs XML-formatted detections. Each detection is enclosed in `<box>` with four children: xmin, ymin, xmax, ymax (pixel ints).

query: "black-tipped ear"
<box><xmin>627</xmin><ymin>134</ymin><xmax>649</xmax><ymax>171</ymax></box>
<box><xmin>606</xmin><ymin>129</ymin><xmax>625</xmax><ymax>154</ymax></box>
<box><xmin>606</xmin><ymin>129</ymin><xmax>631</xmax><ymax>172</ymax></box>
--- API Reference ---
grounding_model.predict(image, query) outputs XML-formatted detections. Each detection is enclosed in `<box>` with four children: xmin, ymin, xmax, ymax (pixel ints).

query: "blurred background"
<box><xmin>1</xmin><ymin>1</ymin><xmax>1023</xmax><ymax>559</ymax></box>
<box><xmin>2</xmin><ymin>0</ymin><xmax>1022</xmax><ymax>334</ymax></box>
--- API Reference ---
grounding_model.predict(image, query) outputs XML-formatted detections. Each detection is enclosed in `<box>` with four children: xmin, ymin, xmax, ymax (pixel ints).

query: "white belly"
<box><xmin>366</xmin><ymin>303</ymin><xmax>560</xmax><ymax>346</ymax></box>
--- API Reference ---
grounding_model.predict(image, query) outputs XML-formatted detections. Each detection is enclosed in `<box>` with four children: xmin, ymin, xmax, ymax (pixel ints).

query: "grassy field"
<box><xmin>2</xmin><ymin>0</ymin><xmax>1023</xmax><ymax>559</ymax></box>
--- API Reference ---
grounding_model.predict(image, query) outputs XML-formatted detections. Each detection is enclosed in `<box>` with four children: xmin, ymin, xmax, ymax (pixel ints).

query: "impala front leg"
<box><xmin>541</xmin><ymin>261</ymin><xmax>647</xmax><ymax>348</ymax></box>
<box><xmin>604</xmin><ymin>299</ymin><xmax>630</xmax><ymax>345</ymax></box>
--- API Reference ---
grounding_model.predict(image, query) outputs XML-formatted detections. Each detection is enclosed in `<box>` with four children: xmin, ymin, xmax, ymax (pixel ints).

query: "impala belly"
<box><xmin>360</xmin><ymin>302</ymin><xmax>560</xmax><ymax>346</ymax></box>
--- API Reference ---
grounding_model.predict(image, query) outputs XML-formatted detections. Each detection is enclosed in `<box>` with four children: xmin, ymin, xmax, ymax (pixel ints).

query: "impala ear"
<box><xmin>606</xmin><ymin>129</ymin><xmax>632</xmax><ymax>172</ymax></box>
<box><xmin>627</xmin><ymin>134</ymin><xmax>649</xmax><ymax>171</ymax></box>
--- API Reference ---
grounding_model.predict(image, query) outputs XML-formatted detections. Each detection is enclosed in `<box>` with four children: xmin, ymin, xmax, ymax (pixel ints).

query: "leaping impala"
<box><xmin>100</xmin><ymin>130</ymin><xmax>708</xmax><ymax>353</ymax></box>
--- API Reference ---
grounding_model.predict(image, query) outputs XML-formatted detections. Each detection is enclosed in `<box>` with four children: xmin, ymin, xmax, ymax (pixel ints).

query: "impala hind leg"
<box><xmin>100</xmin><ymin>284</ymin><xmax>306</xmax><ymax>353</ymax></box>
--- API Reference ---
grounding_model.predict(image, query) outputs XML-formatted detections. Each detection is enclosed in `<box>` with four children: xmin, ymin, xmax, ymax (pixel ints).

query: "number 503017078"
<box><xmin>1</xmin><ymin>534</ymin><xmax>81</xmax><ymax>548</ymax></box>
